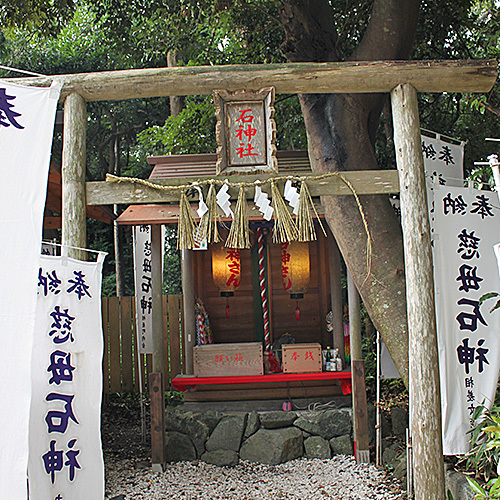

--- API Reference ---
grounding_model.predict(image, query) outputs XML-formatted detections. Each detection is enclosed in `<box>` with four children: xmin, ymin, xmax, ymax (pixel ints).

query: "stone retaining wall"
<box><xmin>165</xmin><ymin>408</ymin><xmax>353</xmax><ymax>467</ymax></box>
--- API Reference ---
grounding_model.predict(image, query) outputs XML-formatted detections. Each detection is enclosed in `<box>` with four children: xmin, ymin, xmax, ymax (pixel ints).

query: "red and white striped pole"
<box><xmin>257</xmin><ymin>227</ymin><xmax>271</xmax><ymax>351</ymax></box>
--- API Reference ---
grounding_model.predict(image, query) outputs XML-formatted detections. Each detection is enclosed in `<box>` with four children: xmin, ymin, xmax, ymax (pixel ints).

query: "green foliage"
<box><xmin>479</xmin><ymin>293</ymin><xmax>500</xmax><ymax>314</ymax></box>
<box><xmin>1</xmin><ymin>0</ymin><xmax>75</xmax><ymax>35</ymax></box>
<box><xmin>467</xmin><ymin>476</ymin><xmax>500</xmax><ymax>499</ymax></box>
<box><xmin>461</xmin><ymin>403</ymin><xmax>500</xmax><ymax>484</ymax></box>
<box><xmin>163</xmin><ymin>227</ymin><xmax>181</xmax><ymax>295</ymax></box>
<box><xmin>165</xmin><ymin>390</ymin><xmax>184</xmax><ymax>406</ymax></box>
<box><xmin>139</xmin><ymin>97</ymin><xmax>217</xmax><ymax>155</ymax></box>
<box><xmin>3</xmin><ymin>0</ymin><xmax>500</xmax><ymax>299</ymax></box>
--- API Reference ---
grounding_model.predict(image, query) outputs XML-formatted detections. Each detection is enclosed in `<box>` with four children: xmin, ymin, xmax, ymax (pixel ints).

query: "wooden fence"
<box><xmin>102</xmin><ymin>295</ymin><xmax>184</xmax><ymax>394</ymax></box>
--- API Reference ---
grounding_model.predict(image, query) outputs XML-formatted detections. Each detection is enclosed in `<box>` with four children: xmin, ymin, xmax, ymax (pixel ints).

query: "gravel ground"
<box><xmin>102</xmin><ymin>398</ymin><xmax>406</xmax><ymax>500</ymax></box>
<box><xmin>105</xmin><ymin>455</ymin><xmax>406</xmax><ymax>500</ymax></box>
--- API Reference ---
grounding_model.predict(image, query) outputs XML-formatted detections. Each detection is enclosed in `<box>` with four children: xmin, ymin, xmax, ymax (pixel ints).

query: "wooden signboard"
<box><xmin>282</xmin><ymin>343</ymin><xmax>322</xmax><ymax>373</ymax></box>
<box><xmin>214</xmin><ymin>87</ymin><xmax>277</xmax><ymax>175</ymax></box>
<box><xmin>193</xmin><ymin>342</ymin><xmax>264</xmax><ymax>377</ymax></box>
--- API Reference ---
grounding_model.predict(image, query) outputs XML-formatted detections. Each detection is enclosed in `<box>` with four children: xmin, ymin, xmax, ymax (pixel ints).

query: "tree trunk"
<box><xmin>279</xmin><ymin>0</ymin><xmax>422</xmax><ymax>386</ymax></box>
<box><xmin>167</xmin><ymin>50</ymin><xmax>185</xmax><ymax>118</ymax></box>
<box><xmin>299</xmin><ymin>92</ymin><xmax>409</xmax><ymax>384</ymax></box>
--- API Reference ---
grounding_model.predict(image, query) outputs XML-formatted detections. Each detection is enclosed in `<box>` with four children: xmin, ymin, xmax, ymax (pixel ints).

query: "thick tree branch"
<box><xmin>353</xmin><ymin>0</ymin><xmax>420</xmax><ymax>61</ymax></box>
<box><xmin>481</xmin><ymin>99</ymin><xmax>500</xmax><ymax>117</ymax></box>
<box><xmin>279</xmin><ymin>0</ymin><xmax>338</xmax><ymax>62</ymax></box>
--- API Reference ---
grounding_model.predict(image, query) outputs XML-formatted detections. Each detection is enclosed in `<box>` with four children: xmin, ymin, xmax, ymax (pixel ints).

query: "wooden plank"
<box><xmin>318</xmin><ymin>232</ymin><xmax>331</xmax><ymax>348</ymax></box>
<box><xmin>348</xmin><ymin>270</ymin><xmax>362</xmax><ymax>360</ymax></box>
<box><xmin>7</xmin><ymin>60</ymin><xmax>497</xmax><ymax>102</ymax></box>
<box><xmin>120</xmin><ymin>297</ymin><xmax>134</xmax><ymax>393</ymax></box>
<box><xmin>149</xmin><ymin>373</ymin><xmax>166</xmax><ymax>467</ymax></box>
<box><xmin>101</xmin><ymin>297</ymin><xmax>109</xmax><ymax>394</ymax></box>
<box><xmin>282</xmin><ymin>344</ymin><xmax>322</xmax><ymax>374</ymax></box>
<box><xmin>151</xmin><ymin>225</ymin><xmax>164</xmax><ymax>375</ymax></box>
<box><xmin>351</xmin><ymin>360</ymin><xmax>370</xmax><ymax>461</ymax></box>
<box><xmin>132</xmin><ymin>297</ymin><xmax>141</xmax><ymax>393</ymax></box>
<box><xmin>139</xmin><ymin>354</ymin><xmax>147</xmax><ymax>392</ymax></box>
<box><xmin>87</xmin><ymin>170</ymin><xmax>400</xmax><ymax>206</ymax></box>
<box><xmin>194</xmin><ymin>343</ymin><xmax>264</xmax><ymax>377</ymax></box>
<box><xmin>162</xmin><ymin>296</ymin><xmax>170</xmax><ymax>384</ymax></box>
<box><xmin>181</xmin><ymin>250</ymin><xmax>196</xmax><ymax>375</ymax></box>
<box><xmin>181</xmin><ymin>295</ymin><xmax>186</xmax><ymax>370</ymax></box>
<box><xmin>108</xmin><ymin>297</ymin><xmax>121</xmax><ymax>393</ymax></box>
<box><xmin>62</xmin><ymin>92</ymin><xmax>87</xmax><ymax>259</ymax></box>
<box><xmin>391</xmin><ymin>83</ymin><xmax>445</xmax><ymax>500</ymax></box>
<box><xmin>183</xmin><ymin>385</ymin><xmax>342</xmax><ymax>402</ymax></box>
<box><xmin>328</xmin><ymin>234</ymin><xmax>345</xmax><ymax>360</ymax></box>
<box><xmin>168</xmin><ymin>296</ymin><xmax>182</xmax><ymax>379</ymax></box>
<box><xmin>187</xmin><ymin>379</ymin><xmax>342</xmax><ymax>391</ymax></box>
<box><xmin>43</xmin><ymin>216</ymin><xmax>62</xmax><ymax>229</ymax></box>
<box><xmin>146</xmin><ymin>354</ymin><xmax>153</xmax><ymax>390</ymax></box>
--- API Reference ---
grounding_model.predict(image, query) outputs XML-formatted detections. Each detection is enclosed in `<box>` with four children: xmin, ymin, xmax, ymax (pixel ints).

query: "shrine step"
<box><xmin>182</xmin><ymin>395</ymin><xmax>352</xmax><ymax>413</ymax></box>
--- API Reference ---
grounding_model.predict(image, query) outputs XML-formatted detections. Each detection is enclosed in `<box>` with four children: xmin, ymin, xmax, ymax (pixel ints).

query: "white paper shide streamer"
<box><xmin>284</xmin><ymin>179</ymin><xmax>299</xmax><ymax>215</ymax></box>
<box><xmin>216</xmin><ymin>182</ymin><xmax>234</xmax><ymax>218</ymax></box>
<box><xmin>254</xmin><ymin>183</ymin><xmax>274</xmax><ymax>221</ymax></box>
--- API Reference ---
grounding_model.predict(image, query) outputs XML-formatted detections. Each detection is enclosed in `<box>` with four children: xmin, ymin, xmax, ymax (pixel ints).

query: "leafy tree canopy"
<box><xmin>1</xmin><ymin>0</ymin><xmax>75</xmax><ymax>35</ymax></box>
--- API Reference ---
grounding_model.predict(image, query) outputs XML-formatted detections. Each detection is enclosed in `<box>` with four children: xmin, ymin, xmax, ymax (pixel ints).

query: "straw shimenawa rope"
<box><xmin>198</xmin><ymin>180</ymin><xmax>219</xmax><ymax>244</ymax></box>
<box><xmin>178</xmin><ymin>191</ymin><xmax>196</xmax><ymax>249</ymax></box>
<box><xmin>106</xmin><ymin>172</ymin><xmax>373</xmax><ymax>277</ymax></box>
<box><xmin>270</xmin><ymin>180</ymin><xmax>299</xmax><ymax>243</ymax></box>
<box><xmin>226</xmin><ymin>184</ymin><xmax>250</xmax><ymax>249</ymax></box>
<box><xmin>297</xmin><ymin>180</ymin><xmax>327</xmax><ymax>242</ymax></box>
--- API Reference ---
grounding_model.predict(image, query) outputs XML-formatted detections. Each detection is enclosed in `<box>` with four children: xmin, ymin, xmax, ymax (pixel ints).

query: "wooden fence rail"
<box><xmin>101</xmin><ymin>295</ymin><xmax>184</xmax><ymax>394</ymax></box>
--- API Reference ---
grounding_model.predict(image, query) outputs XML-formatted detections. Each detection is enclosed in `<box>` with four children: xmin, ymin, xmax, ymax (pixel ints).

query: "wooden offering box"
<box><xmin>282</xmin><ymin>343</ymin><xmax>322</xmax><ymax>373</ymax></box>
<box><xmin>193</xmin><ymin>342</ymin><xmax>264</xmax><ymax>377</ymax></box>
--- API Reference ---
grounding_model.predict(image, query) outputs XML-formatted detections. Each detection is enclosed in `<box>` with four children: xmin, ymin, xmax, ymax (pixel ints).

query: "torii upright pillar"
<box><xmin>62</xmin><ymin>92</ymin><xmax>87</xmax><ymax>258</ymax></box>
<box><xmin>391</xmin><ymin>83</ymin><xmax>446</xmax><ymax>500</ymax></box>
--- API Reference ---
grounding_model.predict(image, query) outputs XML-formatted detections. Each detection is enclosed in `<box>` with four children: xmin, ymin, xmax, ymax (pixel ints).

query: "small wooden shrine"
<box><xmin>116</xmin><ymin>150</ymin><xmax>352</xmax><ymax>402</ymax></box>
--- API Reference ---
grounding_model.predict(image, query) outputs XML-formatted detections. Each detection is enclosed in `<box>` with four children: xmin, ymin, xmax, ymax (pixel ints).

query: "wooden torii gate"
<box><xmin>9</xmin><ymin>59</ymin><xmax>497</xmax><ymax>500</ymax></box>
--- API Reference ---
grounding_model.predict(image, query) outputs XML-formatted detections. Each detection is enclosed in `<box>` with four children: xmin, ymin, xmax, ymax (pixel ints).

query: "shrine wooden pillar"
<box><xmin>182</xmin><ymin>249</ymin><xmax>196</xmax><ymax>375</ymax></box>
<box><xmin>391</xmin><ymin>83</ymin><xmax>446</xmax><ymax>500</ymax></box>
<box><xmin>328</xmin><ymin>234</ymin><xmax>344</xmax><ymax>360</ymax></box>
<box><xmin>150</xmin><ymin>224</ymin><xmax>166</xmax><ymax>470</ymax></box>
<box><xmin>62</xmin><ymin>92</ymin><xmax>87</xmax><ymax>259</ymax></box>
<box><xmin>347</xmin><ymin>269</ymin><xmax>369</xmax><ymax>463</ymax></box>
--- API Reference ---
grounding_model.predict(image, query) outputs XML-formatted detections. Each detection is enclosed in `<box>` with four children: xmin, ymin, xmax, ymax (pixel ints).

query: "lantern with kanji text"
<box><xmin>281</xmin><ymin>242</ymin><xmax>310</xmax><ymax>320</ymax></box>
<box><xmin>212</xmin><ymin>245</ymin><xmax>241</xmax><ymax>318</ymax></box>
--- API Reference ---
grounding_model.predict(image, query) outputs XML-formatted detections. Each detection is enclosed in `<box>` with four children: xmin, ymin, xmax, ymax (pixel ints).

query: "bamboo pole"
<box><xmin>6</xmin><ymin>60</ymin><xmax>497</xmax><ymax>102</ymax></box>
<box><xmin>62</xmin><ymin>92</ymin><xmax>87</xmax><ymax>259</ymax></box>
<box><xmin>391</xmin><ymin>83</ymin><xmax>445</xmax><ymax>500</ymax></box>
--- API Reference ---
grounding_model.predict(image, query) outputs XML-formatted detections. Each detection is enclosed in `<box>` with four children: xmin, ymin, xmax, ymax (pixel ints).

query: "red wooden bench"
<box><xmin>172</xmin><ymin>371</ymin><xmax>352</xmax><ymax>395</ymax></box>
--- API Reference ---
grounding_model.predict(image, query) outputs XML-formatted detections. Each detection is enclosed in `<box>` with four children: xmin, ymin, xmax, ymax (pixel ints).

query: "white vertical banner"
<box><xmin>133</xmin><ymin>225</ymin><xmax>154</xmax><ymax>353</ymax></box>
<box><xmin>0</xmin><ymin>80</ymin><xmax>60</xmax><ymax>499</ymax></box>
<box><xmin>29</xmin><ymin>251</ymin><xmax>105</xmax><ymax>499</ymax></box>
<box><xmin>433</xmin><ymin>185</ymin><xmax>500</xmax><ymax>455</ymax></box>
<box><xmin>422</xmin><ymin>132</ymin><xmax>465</xmax><ymax>187</ymax></box>
<box><xmin>421</xmin><ymin>132</ymin><xmax>465</xmax><ymax>239</ymax></box>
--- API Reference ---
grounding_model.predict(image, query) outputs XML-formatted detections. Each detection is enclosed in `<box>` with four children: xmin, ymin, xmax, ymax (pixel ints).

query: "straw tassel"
<box><xmin>226</xmin><ymin>184</ymin><xmax>250</xmax><ymax>249</ymax></box>
<box><xmin>198</xmin><ymin>181</ymin><xmax>220</xmax><ymax>244</ymax></box>
<box><xmin>297</xmin><ymin>180</ymin><xmax>327</xmax><ymax>241</ymax></box>
<box><xmin>271</xmin><ymin>180</ymin><xmax>298</xmax><ymax>243</ymax></box>
<box><xmin>177</xmin><ymin>191</ymin><xmax>196</xmax><ymax>249</ymax></box>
